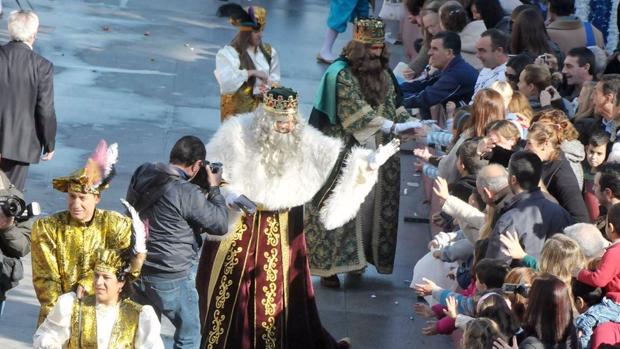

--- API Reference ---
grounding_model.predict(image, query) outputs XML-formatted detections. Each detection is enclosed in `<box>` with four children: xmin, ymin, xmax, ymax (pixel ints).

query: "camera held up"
<box><xmin>0</xmin><ymin>189</ymin><xmax>41</xmax><ymax>223</ymax></box>
<box><xmin>190</xmin><ymin>161</ymin><xmax>223</xmax><ymax>191</ymax></box>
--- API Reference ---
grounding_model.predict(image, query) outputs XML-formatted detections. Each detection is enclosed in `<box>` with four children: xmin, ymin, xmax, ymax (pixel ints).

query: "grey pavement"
<box><xmin>0</xmin><ymin>0</ymin><xmax>451</xmax><ymax>348</ymax></box>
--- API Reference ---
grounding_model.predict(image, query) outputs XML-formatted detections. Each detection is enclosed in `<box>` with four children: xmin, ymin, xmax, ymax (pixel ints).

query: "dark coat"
<box><xmin>400</xmin><ymin>55</ymin><xmax>478</xmax><ymax>110</ymax></box>
<box><xmin>0</xmin><ymin>41</ymin><xmax>57</xmax><ymax>164</ymax></box>
<box><xmin>126</xmin><ymin>162</ymin><xmax>228</xmax><ymax>276</ymax></box>
<box><xmin>542</xmin><ymin>154</ymin><xmax>590</xmax><ymax>223</ymax></box>
<box><xmin>486</xmin><ymin>189</ymin><xmax>574</xmax><ymax>260</ymax></box>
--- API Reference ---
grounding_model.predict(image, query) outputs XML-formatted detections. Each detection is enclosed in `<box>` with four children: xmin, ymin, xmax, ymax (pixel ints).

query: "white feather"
<box><xmin>105</xmin><ymin>143</ymin><xmax>119</xmax><ymax>177</ymax></box>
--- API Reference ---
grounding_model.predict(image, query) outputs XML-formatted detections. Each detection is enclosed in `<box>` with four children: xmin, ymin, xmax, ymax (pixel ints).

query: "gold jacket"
<box><xmin>31</xmin><ymin>209</ymin><xmax>132</xmax><ymax>325</ymax></box>
<box><xmin>69</xmin><ymin>296</ymin><xmax>142</xmax><ymax>349</ymax></box>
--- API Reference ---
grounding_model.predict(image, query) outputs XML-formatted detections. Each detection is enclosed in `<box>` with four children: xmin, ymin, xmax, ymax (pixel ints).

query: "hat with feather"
<box><xmin>217</xmin><ymin>3</ymin><xmax>267</xmax><ymax>31</ymax></box>
<box><xmin>52</xmin><ymin>140</ymin><xmax>119</xmax><ymax>195</ymax></box>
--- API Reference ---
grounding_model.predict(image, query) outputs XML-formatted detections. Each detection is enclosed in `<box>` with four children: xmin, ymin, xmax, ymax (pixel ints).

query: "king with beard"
<box><xmin>306</xmin><ymin>17</ymin><xmax>419</xmax><ymax>287</ymax></box>
<box><xmin>196</xmin><ymin>87</ymin><xmax>399</xmax><ymax>349</ymax></box>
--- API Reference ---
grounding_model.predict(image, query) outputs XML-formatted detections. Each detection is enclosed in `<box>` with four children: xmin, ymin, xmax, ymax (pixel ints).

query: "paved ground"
<box><xmin>0</xmin><ymin>0</ymin><xmax>451</xmax><ymax>348</ymax></box>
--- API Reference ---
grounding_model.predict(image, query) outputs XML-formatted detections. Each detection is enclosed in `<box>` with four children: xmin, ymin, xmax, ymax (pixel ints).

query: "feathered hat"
<box><xmin>52</xmin><ymin>140</ymin><xmax>119</xmax><ymax>195</ymax></box>
<box><xmin>217</xmin><ymin>3</ymin><xmax>267</xmax><ymax>31</ymax></box>
<box><xmin>353</xmin><ymin>17</ymin><xmax>385</xmax><ymax>45</ymax></box>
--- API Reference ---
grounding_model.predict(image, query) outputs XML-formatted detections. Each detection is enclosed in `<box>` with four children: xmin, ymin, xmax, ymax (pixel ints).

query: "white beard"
<box><xmin>206</xmin><ymin>112</ymin><xmax>343</xmax><ymax>211</ymax></box>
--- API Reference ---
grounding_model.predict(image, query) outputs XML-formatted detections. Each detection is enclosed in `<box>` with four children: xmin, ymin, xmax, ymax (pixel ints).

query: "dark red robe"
<box><xmin>197</xmin><ymin>206</ymin><xmax>344</xmax><ymax>349</ymax></box>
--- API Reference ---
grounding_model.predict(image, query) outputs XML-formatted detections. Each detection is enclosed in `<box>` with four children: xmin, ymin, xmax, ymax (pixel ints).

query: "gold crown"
<box><xmin>353</xmin><ymin>18</ymin><xmax>385</xmax><ymax>45</ymax></box>
<box><xmin>94</xmin><ymin>249</ymin><xmax>127</xmax><ymax>276</ymax></box>
<box><xmin>233</xmin><ymin>6</ymin><xmax>267</xmax><ymax>31</ymax></box>
<box><xmin>263</xmin><ymin>88</ymin><xmax>298</xmax><ymax>115</ymax></box>
<box><xmin>249</xmin><ymin>6</ymin><xmax>267</xmax><ymax>29</ymax></box>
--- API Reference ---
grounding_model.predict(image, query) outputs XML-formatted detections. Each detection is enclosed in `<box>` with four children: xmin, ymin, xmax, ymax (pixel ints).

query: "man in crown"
<box><xmin>33</xmin><ymin>248</ymin><xmax>164</xmax><ymax>348</ymax></box>
<box><xmin>214</xmin><ymin>3</ymin><xmax>280</xmax><ymax>121</ymax></box>
<box><xmin>196</xmin><ymin>86</ymin><xmax>400</xmax><ymax>349</ymax></box>
<box><xmin>31</xmin><ymin>140</ymin><xmax>147</xmax><ymax>325</ymax></box>
<box><xmin>306</xmin><ymin>17</ymin><xmax>418</xmax><ymax>288</ymax></box>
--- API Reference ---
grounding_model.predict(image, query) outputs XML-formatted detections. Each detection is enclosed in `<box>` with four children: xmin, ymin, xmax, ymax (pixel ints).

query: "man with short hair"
<box><xmin>126</xmin><ymin>135</ymin><xmax>228</xmax><ymax>348</ymax></box>
<box><xmin>546</xmin><ymin>0</ymin><xmax>605</xmax><ymax>55</ymax></box>
<box><xmin>594</xmin><ymin>162</ymin><xmax>620</xmax><ymax>211</ymax></box>
<box><xmin>401</xmin><ymin>31</ymin><xmax>478</xmax><ymax>114</ymax></box>
<box><xmin>561</xmin><ymin>47</ymin><xmax>596</xmax><ymax>101</ymax></box>
<box><xmin>486</xmin><ymin>151</ymin><xmax>574</xmax><ymax>260</ymax></box>
<box><xmin>579</xmin><ymin>74</ymin><xmax>620</xmax><ymax>144</ymax></box>
<box><xmin>0</xmin><ymin>10</ymin><xmax>57</xmax><ymax>190</ymax></box>
<box><xmin>473</xmin><ymin>29</ymin><xmax>510</xmax><ymax>97</ymax></box>
<box><xmin>31</xmin><ymin>141</ymin><xmax>146</xmax><ymax>326</ymax></box>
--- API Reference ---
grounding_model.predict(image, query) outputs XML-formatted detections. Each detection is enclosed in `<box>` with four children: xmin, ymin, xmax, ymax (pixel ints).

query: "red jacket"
<box><xmin>578</xmin><ymin>242</ymin><xmax>620</xmax><ymax>303</ymax></box>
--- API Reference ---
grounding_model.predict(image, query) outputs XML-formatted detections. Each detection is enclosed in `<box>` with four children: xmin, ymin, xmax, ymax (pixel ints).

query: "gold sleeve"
<box><xmin>31</xmin><ymin>218</ymin><xmax>62</xmax><ymax>326</ymax></box>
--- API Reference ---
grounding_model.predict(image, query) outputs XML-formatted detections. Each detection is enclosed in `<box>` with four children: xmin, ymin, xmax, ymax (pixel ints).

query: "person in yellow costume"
<box><xmin>33</xmin><ymin>248</ymin><xmax>163</xmax><ymax>349</ymax></box>
<box><xmin>31</xmin><ymin>140</ymin><xmax>147</xmax><ymax>325</ymax></box>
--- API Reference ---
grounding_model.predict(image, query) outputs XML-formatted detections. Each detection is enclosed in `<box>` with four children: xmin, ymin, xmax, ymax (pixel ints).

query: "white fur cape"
<box><xmin>206</xmin><ymin>113</ymin><xmax>379</xmax><ymax>237</ymax></box>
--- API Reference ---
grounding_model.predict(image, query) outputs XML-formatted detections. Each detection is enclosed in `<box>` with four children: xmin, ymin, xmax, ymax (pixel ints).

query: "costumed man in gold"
<box><xmin>31</xmin><ymin>140</ymin><xmax>146</xmax><ymax>325</ymax></box>
<box><xmin>306</xmin><ymin>18</ymin><xmax>421</xmax><ymax>287</ymax></box>
<box><xmin>33</xmin><ymin>248</ymin><xmax>164</xmax><ymax>349</ymax></box>
<box><xmin>214</xmin><ymin>3</ymin><xmax>280</xmax><ymax>121</ymax></box>
<box><xmin>196</xmin><ymin>87</ymin><xmax>400</xmax><ymax>349</ymax></box>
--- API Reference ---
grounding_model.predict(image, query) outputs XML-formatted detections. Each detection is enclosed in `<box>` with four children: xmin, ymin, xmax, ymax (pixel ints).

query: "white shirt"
<box><xmin>214</xmin><ymin>44</ymin><xmax>281</xmax><ymax>95</ymax></box>
<box><xmin>33</xmin><ymin>292</ymin><xmax>164</xmax><ymax>349</ymax></box>
<box><xmin>472</xmin><ymin>63</ymin><xmax>507</xmax><ymax>99</ymax></box>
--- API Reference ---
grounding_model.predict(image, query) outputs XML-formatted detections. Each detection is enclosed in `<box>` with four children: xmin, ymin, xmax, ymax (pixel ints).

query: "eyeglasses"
<box><xmin>506</xmin><ymin>73</ymin><xmax>518</xmax><ymax>82</ymax></box>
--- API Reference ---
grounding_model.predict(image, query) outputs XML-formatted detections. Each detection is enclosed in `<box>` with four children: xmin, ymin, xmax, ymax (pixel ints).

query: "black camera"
<box><xmin>0</xmin><ymin>195</ymin><xmax>40</xmax><ymax>223</ymax></box>
<box><xmin>502</xmin><ymin>283</ymin><xmax>530</xmax><ymax>297</ymax></box>
<box><xmin>190</xmin><ymin>161</ymin><xmax>223</xmax><ymax>191</ymax></box>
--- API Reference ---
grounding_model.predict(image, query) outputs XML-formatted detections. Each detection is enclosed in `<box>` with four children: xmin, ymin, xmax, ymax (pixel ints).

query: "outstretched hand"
<box><xmin>368</xmin><ymin>139</ymin><xmax>400</xmax><ymax>170</ymax></box>
<box><xmin>500</xmin><ymin>231</ymin><xmax>525</xmax><ymax>260</ymax></box>
<box><xmin>120</xmin><ymin>199</ymin><xmax>147</xmax><ymax>254</ymax></box>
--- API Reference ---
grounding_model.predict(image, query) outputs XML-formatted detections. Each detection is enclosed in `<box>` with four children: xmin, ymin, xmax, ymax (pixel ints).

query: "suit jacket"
<box><xmin>0</xmin><ymin>41</ymin><xmax>57</xmax><ymax>164</ymax></box>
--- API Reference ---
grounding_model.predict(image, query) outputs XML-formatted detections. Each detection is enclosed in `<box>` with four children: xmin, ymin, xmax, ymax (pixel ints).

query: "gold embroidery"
<box><xmin>260</xmin><ymin>217</ymin><xmax>280</xmax><ymax>349</ymax></box>
<box><xmin>207</xmin><ymin>223</ymin><xmax>246</xmax><ymax>348</ymax></box>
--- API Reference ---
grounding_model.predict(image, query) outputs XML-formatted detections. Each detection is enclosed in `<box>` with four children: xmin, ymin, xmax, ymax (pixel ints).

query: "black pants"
<box><xmin>0</xmin><ymin>159</ymin><xmax>29</xmax><ymax>191</ymax></box>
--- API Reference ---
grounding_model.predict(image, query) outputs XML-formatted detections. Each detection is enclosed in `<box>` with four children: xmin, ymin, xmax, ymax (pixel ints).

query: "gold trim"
<box><xmin>342</xmin><ymin>104</ymin><xmax>373</xmax><ymax>129</ymax></box>
<box><xmin>279</xmin><ymin>212</ymin><xmax>290</xmax><ymax>332</ymax></box>
<box><xmin>206</xmin><ymin>220</ymin><xmax>248</xmax><ymax>349</ymax></box>
<box><xmin>260</xmin><ymin>216</ymin><xmax>280</xmax><ymax>349</ymax></box>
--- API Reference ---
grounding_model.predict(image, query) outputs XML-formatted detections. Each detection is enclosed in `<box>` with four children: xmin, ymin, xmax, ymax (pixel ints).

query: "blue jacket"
<box><xmin>400</xmin><ymin>55</ymin><xmax>478</xmax><ymax>110</ymax></box>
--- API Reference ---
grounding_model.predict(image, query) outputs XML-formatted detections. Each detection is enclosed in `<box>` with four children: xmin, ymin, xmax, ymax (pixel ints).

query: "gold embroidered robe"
<box><xmin>31</xmin><ymin>209</ymin><xmax>132</xmax><ymax>325</ymax></box>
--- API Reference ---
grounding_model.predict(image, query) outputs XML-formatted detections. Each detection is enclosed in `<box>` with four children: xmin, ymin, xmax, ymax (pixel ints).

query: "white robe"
<box><xmin>206</xmin><ymin>113</ymin><xmax>381</xmax><ymax>236</ymax></box>
<box><xmin>33</xmin><ymin>292</ymin><xmax>164</xmax><ymax>349</ymax></box>
<box><xmin>214</xmin><ymin>45</ymin><xmax>281</xmax><ymax>95</ymax></box>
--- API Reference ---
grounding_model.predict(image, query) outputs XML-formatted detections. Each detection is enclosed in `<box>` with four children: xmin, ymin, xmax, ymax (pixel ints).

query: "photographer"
<box><xmin>126</xmin><ymin>135</ymin><xmax>228</xmax><ymax>348</ymax></box>
<box><xmin>0</xmin><ymin>171</ymin><xmax>33</xmax><ymax>315</ymax></box>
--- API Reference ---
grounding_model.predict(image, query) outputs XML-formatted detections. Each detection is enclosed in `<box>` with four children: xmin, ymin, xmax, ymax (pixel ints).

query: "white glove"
<box><xmin>380</xmin><ymin>120</ymin><xmax>394</xmax><ymax>133</ymax></box>
<box><xmin>120</xmin><ymin>199</ymin><xmax>147</xmax><ymax>254</ymax></box>
<box><xmin>393</xmin><ymin>120</ymin><xmax>422</xmax><ymax>134</ymax></box>
<box><xmin>225</xmin><ymin>192</ymin><xmax>241</xmax><ymax>210</ymax></box>
<box><xmin>368</xmin><ymin>139</ymin><xmax>400</xmax><ymax>170</ymax></box>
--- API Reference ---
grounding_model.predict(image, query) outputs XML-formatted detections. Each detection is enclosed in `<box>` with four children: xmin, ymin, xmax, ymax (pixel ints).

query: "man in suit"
<box><xmin>0</xmin><ymin>10</ymin><xmax>57</xmax><ymax>191</ymax></box>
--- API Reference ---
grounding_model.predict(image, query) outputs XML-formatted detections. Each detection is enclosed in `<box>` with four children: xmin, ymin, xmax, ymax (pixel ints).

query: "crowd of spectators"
<box><xmin>403</xmin><ymin>0</ymin><xmax>620</xmax><ymax>347</ymax></box>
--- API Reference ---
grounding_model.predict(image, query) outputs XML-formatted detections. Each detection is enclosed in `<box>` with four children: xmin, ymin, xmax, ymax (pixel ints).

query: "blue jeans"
<box><xmin>576</xmin><ymin>297</ymin><xmax>620</xmax><ymax>349</ymax></box>
<box><xmin>133</xmin><ymin>268</ymin><xmax>200</xmax><ymax>349</ymax></box>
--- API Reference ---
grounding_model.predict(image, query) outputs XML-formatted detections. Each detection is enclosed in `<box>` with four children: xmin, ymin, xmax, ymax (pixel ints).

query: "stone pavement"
<box><xmin>0</xmin><ymin>0</ymin><xmax>452</xmax><ymax>348</ymax></box>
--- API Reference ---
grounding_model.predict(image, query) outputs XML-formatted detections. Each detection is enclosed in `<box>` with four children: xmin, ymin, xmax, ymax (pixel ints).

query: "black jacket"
<box><xmin>486</xmin><ymin>189</ymin><xmax>574</xmax><ymax>260</ymax></box>
<box><xmin>126</xmin><ymin>163</ymin><xmax>228</xmax><ymax>277</ymax></box>
<box><xmin>0</xmin><ymin>218</ymin><xmax>32</xmax><ymax>298</ymax></box>
<box><xmin>542</xmin><ymin>154</ymin><xmax>590</xmax><ymax>223</ymax></box>
<box><xmin>0</xmin><ymin>41</ymin><xmax>56</xmax><ymax>163</ymax></box>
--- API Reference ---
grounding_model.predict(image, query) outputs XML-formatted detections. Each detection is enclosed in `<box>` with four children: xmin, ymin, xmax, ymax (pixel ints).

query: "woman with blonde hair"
<box><xmin>462</xmin><ymin>318</ymin><xmax>503</xmax><ymax>349</ymax></box>
<box><xmin>518</xmin><ymin>64</ymin><xmax>557</xmax><ymax>113</ymax></box>
<box><xmin>526</xmin><ymin>110</ymin><xmax>590</xmax><ymax>222</ymax></box>
<box><xmin>507</xmin><ymin>91</ymin><xmax>533</xmax><ymax>139</ymax></box>
<box><xmin>539</xmin><ymin>235</ymin><xmax>587</xmax><ymax>287</ymax></box>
